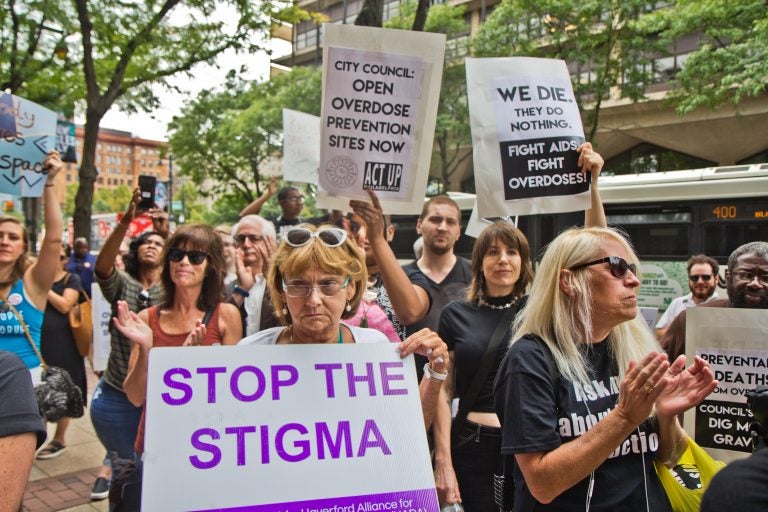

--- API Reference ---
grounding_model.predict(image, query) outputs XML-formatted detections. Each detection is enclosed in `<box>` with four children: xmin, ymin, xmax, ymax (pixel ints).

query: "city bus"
<box><xmin>391</xmin><ymin>163</ymin><xmax>768</xmax><ymax>311</ymax></box>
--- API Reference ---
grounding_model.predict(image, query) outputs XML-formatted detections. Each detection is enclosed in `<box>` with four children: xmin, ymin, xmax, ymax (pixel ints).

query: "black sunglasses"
<box><xmin>570</xmin><ymin>256</ymin><xmax>637</xmax><ymax>279</ymax></box>
<box><xmin>689</xmin><ymin>274</ymin><xmax>712</xmax><ymax>282</ymax></box>
<box><xmin>167</xmin><ymin>248</ymin><xmax>207</xmax><ymax>265</ymax></box>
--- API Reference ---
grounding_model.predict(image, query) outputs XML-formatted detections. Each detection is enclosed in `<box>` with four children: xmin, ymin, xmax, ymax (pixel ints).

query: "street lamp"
<box><xmin>167</xmin><ymin>154</ymin><xmax>174</xmax><ymax>221</ymax></box>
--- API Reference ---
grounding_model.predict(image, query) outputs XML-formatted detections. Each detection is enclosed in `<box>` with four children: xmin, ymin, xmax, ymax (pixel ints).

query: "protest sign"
<box><xmin>683</xmin><ymin>308</ymin><xmax>768</xmax><ymax>462</ymax></box>
<box><xmin>56</xmin><ymin>118</ymin><xmax>78</xmax><ymax>163</ymax></box>
<box><xmin>466</xmin><ymin>57</ymin><xmax>588</xmax><ymax>218</ymax></box>
<box><xmin>317</xmin><ymin>24</ymin><xmax>445</xmax><ymax>214</ymax></box>
<box><xmin>0</xmin><ymin>92</ymin><xmax>57</xmax><ymax>196</ymax></box>
<box><xmin>142</xmin><ymin>344</ymin><xmax>438</xmax><ymax>511</ymax></box>
<box><xmin>464</xmin><ymin>201</ymin><xmax>516</xmax><ymax>239</ymax></box>
<box><xmin>90</xmin><ymin>284</ymin><xmax>111</xmax><ymax>372</ymax></box>
<box><xmin>283</xmin><ymin>109</ymin><xmax>320</xmax><ymax>185</ymax></box>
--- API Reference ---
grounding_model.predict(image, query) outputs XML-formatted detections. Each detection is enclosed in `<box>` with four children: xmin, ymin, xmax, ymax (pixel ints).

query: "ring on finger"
<box><xmin>644</xmin><ymin>384</ymin><xmax>655</xmax><ymax>394</ymax></box>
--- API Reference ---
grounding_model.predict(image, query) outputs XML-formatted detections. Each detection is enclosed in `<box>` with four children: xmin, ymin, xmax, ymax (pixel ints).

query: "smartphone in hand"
<box><xmin>137</xmin><ymin>175</ymin><xmax>157</xmax><ymax>211</ymax></box>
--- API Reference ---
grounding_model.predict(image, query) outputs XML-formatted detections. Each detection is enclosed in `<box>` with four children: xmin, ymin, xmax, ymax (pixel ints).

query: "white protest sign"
<box><xmin>143</xmin><ymin>344</ymin><xmax>438</xmax><ymax>511</ymax></box>
<box><xmin>282</xmin><ymin>109</ymin><xmax>320</xmax><ymax>184</ymax></box>
<box><xmin>317</xmin><ymin>24</ymin><xmax>445</xmax><ymax>214</ymax></box>
<box><xmin>464</xmin><ymin>200</ymin><xmax>517</xmax><ymax>239</ymax></box>
<box><xmin>683</xmin><ymin>308</ymin><xmax>768</xmax><ymax>462</ymax></box>
<box><xmin>90</xmin><ymin>283</ymin><xmax>111</xmax><ymax>372</ymax></box>
<box><xmin>466</xmin><ymin>57</ymin><xmax>588</xmax><ymax>218</ymax></box>
<box><xmin>0</xmin><ymin>92</ymin><xmax>57</xmax><ymax>196</ymax></box>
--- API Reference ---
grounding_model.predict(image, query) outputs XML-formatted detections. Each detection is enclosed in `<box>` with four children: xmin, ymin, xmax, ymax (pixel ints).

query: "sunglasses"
<box><xmin>284</xmin><ymin>227</ymin><xmax>347</xmax><ymax>248</ymax></box>
<box><xmin>138</xmin><ymin>290</ymin><xmax>150</xmax><ymax>310</ymax></box>
<box><xmin>689</xmin><ymin>274</ymin><xmax>712</xmax><ymax>282</ymax></box>
<box><xmin>235</xmin><ymin>233</ymin><xmax>264</xmax><ymax>246</ymax></box>
<box><xmin>570</xmin><ymin>256</ymin><xmax>638</xmax><ymax>279</ymax></box>
<box><xmin>282</xmin><ymin>276</ymin><xmax>350</xmax><ymax>298</ymax></box>
<box><xmin>167</xmin><ymin>248</ymin><xmax>208</xmax><ymax>265</ymax></box>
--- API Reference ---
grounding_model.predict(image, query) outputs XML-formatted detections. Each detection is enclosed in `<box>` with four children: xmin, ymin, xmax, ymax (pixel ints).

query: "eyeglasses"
<box><xmin>284</xmin><ymin>227</ymin><xmax>347</xmax><ymax>248</ymax></box>
<box><xmin>282</xmin><ymin>276</ymin><xmax>350</xmax><ymax>298</ymax></box>
<box><xmin>167</xmin><ymin>248</ymin><xmax>207</xmax><ymax>265</ymax></box>
<box><xmin>689</xmin><ymin>274</ymin><xmax>712</xmax><ymax>282</ymax></box>
<box><xmin>138</xmin><ymin>290</ymin><xmax>150</xmax><ymax>310</ymax></box>
<box><xmin>284</xmin><ymin>195</ymin><xmax>305</xmax><ymax>203</ymax></box>
<box><xmin>235</xmin><ymin>233</ymin><xmax>264</xmax><ymax>246</ymax></box>
<box><xmin>732</xmin><ymin>271</ymin><xmax>768</xmax><ymax>285</ymax></box>
<box><xmin>570</xmin><ymin>256</ymin><xmax>637</xmax><ymax>279</ymax></box>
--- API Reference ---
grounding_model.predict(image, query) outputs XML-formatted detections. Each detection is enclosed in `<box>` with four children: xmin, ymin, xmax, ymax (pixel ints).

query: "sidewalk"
<box><xmin>24</xmin><ymin>370</ymin><xmax>109</xmax><ymax>512</ymax></box>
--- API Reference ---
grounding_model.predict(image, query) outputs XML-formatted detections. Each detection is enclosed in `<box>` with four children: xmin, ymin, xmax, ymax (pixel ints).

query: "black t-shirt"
<box><xmin>494</xmin><ymin>335</ymin><xmax>672</xmax><ymax>511</ymax></box>
<box><xmin>402</xmin><ymin>257</ymin><xmax>472</xmax><ymax>336</ymax></box>
<box><xmin>701</xmin><ymin>448</ymin><xmax>768</xmax><ymax>512</ymax></box>
<box><xmin>438</xmin><ymin>296</ymin><xmax>524</xmax><ymax>413</ymax></box>
<box><xmin>0</xmin><ymin>351</ymin><xmax>46</xmax><ymax>448</ymax></box>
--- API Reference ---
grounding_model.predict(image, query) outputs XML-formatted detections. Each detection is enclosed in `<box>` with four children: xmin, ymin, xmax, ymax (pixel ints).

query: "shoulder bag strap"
<box><xmin>0</xmin><ymin>292</ymin><xmax>47</xmax><ymax>370</ymax></box>
<box><xmin>201</xmin><ymin>305</ymin><xmax>216</xmax><ymax>327</ymax></box>
<box><xmin>455</xmin><ymin>306</ymin><xmax>518</xmax><ymax>426</ymax></box>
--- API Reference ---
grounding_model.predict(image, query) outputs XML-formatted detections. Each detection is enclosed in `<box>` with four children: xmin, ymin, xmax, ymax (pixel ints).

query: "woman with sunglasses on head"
<box><xmin>493</xmin><ymin>226</ymin><xmax>717</xmax><ymax>511</ymax></box>
<box><xmin>35</xmin><ymin>243</ymin><xmax>88</xmax><ymax>460</ymax></box>
<box><xmin>115</xmin><ymin>224</ymin><xmax>241</xmax><ymax>455</ymax></box>
<box><xmin>89</xmin><ymin>188</ymin><xmax>165</xmax><ymax>499</ymax></box>
<box><xmin>432</xmin><ymin>143</ymin><xmax>607</xmax><ymax>511</ymax></box>
<box><xmin>239</xmin><ymin>224</ymin><xmax>448</xmax><ymax>427</ymax></box>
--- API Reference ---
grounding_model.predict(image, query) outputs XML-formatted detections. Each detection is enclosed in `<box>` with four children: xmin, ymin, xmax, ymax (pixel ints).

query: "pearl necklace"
<box><xmin>477</xmin><ymin>294</ymin><xmax>521</xmax><ymax>310</ymax></box>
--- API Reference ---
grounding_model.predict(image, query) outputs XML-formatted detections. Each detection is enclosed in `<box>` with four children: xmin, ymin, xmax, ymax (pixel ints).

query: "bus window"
<box><xmin>614</xmin><ymin>224</ymin><xmax>691</xmax><ymax>259</ymax></box>
<box><xmin>703</xmin><ymin>223</ymin><xmax>768</xmax><ymax>260</ymax></box>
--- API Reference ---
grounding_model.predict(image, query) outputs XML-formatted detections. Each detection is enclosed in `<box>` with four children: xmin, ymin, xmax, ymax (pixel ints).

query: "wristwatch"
<box><xmin>423</xmin><ymin>362</ymin><xmax>448</xmax><ymax>381</ymax></box>
<box><xmin>233</xmin><ymin>285</ymin><xmax>250</xmax><ymax>298</ymax></box>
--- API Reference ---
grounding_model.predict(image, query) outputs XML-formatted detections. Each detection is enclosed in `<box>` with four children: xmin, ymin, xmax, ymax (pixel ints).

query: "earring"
<box><xmin>281</xmin><ymin>305</ymin><xmax>288</xmax><ymax>316</ymax></box>
<box><xmin>345</xmin><ymin>300</ymin><xmax>352</xmax><ymax>312</ymax></box>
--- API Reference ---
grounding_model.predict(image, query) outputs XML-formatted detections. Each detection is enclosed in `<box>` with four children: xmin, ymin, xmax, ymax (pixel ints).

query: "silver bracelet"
<box><xmin>423</xmin><ymin>362</ymin><xmax>447</xmax><ymax>381</ymax></box>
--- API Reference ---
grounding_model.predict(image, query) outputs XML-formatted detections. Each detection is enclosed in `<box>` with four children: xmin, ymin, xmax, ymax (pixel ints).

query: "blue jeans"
<box><xmin>90</xmin><ymin>379</ymin><xmax>143</xmax><ymax>462</ymax></box>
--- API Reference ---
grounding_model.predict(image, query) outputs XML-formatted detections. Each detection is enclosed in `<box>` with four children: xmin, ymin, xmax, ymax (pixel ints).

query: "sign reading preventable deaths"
<box><xmin>0</xmin><ymin>92</ymin><xmax>57</xmax><ymax>196</ymax></box>
<box><xmin>142</xmin><ymin>344</ymin><xmax>439</xmax><ymax>511</ymax></box>
<box><xmin>466</xmin><ymin>57</ymin><xmax>589</xmax><ymax>218</ymax></box>
<box><xmin>317</xmin><ymin>24</ymin><xmax>445</xmax><ymax>214</ymax></box>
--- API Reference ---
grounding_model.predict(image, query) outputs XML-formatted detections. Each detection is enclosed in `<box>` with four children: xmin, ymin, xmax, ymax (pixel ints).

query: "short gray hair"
<box><xmin>728</xmin><ymin>241</ymin><xmax>768</xmax><ymax>273</ymax></box>
<box><xmin>232</xmin><ymin>214</ymin><xmax>276</xmax><ymax>241</ymax></box>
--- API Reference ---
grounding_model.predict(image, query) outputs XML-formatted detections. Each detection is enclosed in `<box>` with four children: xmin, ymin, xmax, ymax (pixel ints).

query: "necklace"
<box><xmin>477</xmin><ymin>294</ymin><xmax>521</xmax><ymax>310</ymax></box>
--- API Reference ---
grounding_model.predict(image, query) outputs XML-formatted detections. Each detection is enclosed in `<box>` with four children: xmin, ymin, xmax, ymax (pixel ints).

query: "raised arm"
<box><xmin>25</xmin><ymin>151</ymin><xmax>64</xmax><ymax>308</ymax></box>
<box><xmin>95</xmin><ymin>189</ymin><xmax>139</xmax><ymax>279</ymax></box>
<box><xmin>239</xmin><ymin>177</ymin><xmax>277</xmax><ymax>217</ymax></box>
<box><xmin>577</xmin><ymin>142</ymin><xmax>607</xmax><ymax>228</ymax></box>
<box><xmin>350</xmin><ymin>190</ymin><xmax>430</xmax><ymax>325</ymax></box>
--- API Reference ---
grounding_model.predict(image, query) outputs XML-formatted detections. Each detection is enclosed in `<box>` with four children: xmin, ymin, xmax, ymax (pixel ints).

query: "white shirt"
<box><xmin>239</xmin><ymin>325</ymin><xmax>389</xmax><ymax>346</ymax></box>
<box><xmin>656</xmin><ymin>291</ymin><xmax>720</xmax><ymax>329</ymax></box>
<box><xmin>243</xmin><ymin>275</ymin><xmax>267</xmax><ymax>337</ymax></box>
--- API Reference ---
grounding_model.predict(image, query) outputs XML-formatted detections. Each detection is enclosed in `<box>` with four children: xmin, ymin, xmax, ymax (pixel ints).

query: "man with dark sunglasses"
<box><xmin>655</xmin><ymin>254</ymin><xmax>720</xmax><ymax>339</ymax></box>
<box><xmin>662</xmin><ymin>242</ymin><xmax>768</xmax><ymax>362</ymax></box>
<box><xmin>226</xmin><ymin>215</ymin><xmax>281</xmax><ymax>337</ymax></box>
<box><xmin>239</xmin><ymin>178</ymin><xmax>305</xmax><ymax>241</ymax></box>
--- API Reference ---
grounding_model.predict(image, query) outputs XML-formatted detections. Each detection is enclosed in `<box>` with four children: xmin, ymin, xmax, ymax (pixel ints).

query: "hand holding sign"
<box><xmin>43</xmin><ymin>150</ymin><xmax>64</xmax><ymax>183</ymax></box>
<box><xmin>576</xmin><ymin>142</ymin><xmax>604</xmax><ymax>182</ymax></box>
<box><xmin>349</xmin><ymin>189</ymin><xmax>388</xmax><ymax>245</ymax></box>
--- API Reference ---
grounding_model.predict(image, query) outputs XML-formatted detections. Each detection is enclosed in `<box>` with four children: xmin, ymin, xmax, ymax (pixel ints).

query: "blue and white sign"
<box><xmin>0</xmin><ymin>93</ymin><xmax>57</xmax><ymax>197</ymax></box>
<box><xmin>154</xmin><ymin>181</ymin><xmax>168</xmax><ymax>211</ymax></box>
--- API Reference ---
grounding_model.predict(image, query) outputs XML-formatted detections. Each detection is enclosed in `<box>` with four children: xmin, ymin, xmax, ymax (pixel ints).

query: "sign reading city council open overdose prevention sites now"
<box><xmin>0</xmin><ymin>92</ymin><xmax>57</xmax><ymax>196</ymax></box>
<box><xmin>683</xmin><ymin>308</ymin><xmax>768</xmax><ymax>463</ymax></box>
<box><xmin>466</xmin><ymin>57</ymin><xmax>588</xmax><ymax>218</ymax></box>
<box><xmin>142</xmin><ymin>344</ymin><xmax>438</xmax><ymax>511</ymax></box>
<box><xmin>317</xmin><ymin>24</ymin><xmax>445</xmax><ymax>214</ymax></box>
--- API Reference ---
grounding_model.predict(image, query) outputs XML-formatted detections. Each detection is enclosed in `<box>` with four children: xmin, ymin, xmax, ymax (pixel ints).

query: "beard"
<box><xmin>691</xmin><ymin>284</ymin><xmax>716</xmax><ymax>302</ymax></box>
<box><xmin>727</xmin><ymin>281</ymin><xmax>768</xmax><ymax>309</ymax></box>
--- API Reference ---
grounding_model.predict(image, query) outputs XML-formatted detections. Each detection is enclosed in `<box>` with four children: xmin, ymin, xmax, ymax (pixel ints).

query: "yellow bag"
<box><xmin>654</xmin><ymin>439</ymin><xmax>726</xmax><ymax>512</ymax></box>
<box><xmin>68</xmin><ymin>288</ymin><xmax>93</xmax><ymax>358</ymax></box>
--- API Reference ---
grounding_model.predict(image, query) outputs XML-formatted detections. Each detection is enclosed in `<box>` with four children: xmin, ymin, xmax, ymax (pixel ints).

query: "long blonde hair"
<box><xmin>512</xmin><ymin>226</ymin><xmax>660</xmax><ymax>386</ymax></box>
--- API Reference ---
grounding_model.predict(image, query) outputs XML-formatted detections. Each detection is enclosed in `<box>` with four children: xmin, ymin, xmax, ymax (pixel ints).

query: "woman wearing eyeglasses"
<box><xmin>115</xmin><ymin>224</ymin><xmax>242</xmax><ymax>456</ymax></box>
<box><xmin>239</xmin><ymin>224</ymin><xmax>448</xmax><ymax>427</ymax></box>
<box><xmin>493</xmin><ymin>226</ymin><xmax>717</xmax><ymax>511</ymax></box>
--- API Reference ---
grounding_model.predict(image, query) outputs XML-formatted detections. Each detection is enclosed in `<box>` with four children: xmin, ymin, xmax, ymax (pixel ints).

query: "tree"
<box><xmin>639</xmin><ymin>0</ymin><xmax>768</xmax><ymax>114</ymax></box>
<box><xmin>472</xmin><ymin>0</ymin><xmax>664</xmax><ymax>141</ymax></box>
<box><xmin>92</xmin><ymin>184</ymin><xmax>132</xmax><ymax>214</ymax></box>
<box><xmin>168</xmin><ymin>66</ymin><xmax>321</xmax><ymax>206</ymax></box>
<box><xmin>0</xmin><ymin>0</ymin><xmax>81</xmax><ymax>112</ymax></box>
<box><xmin>68</xmin><ymin>0</ymin><xmax>302</xmax><ymax>242</ymax></box>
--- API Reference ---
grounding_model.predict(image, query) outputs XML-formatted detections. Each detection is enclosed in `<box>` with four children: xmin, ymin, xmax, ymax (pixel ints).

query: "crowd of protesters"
<box><xmin>2</xmin><ymin>144</ymin><xmax>768</xmax><ymax>512</ymax></box>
